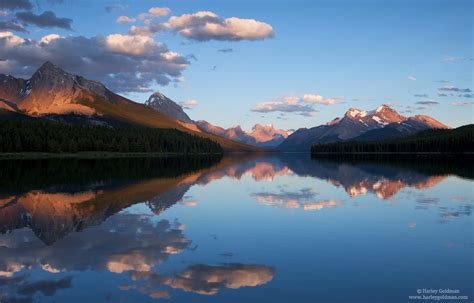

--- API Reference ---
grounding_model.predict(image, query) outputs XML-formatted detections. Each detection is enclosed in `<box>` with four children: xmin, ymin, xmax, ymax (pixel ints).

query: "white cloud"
<box><xmin>148</xmin><ymin>7</ymin><xmax>170</xmax><ymax>17</ymax></box>
<box><xmin>251</xmin><ymin>96</ymin><xmax>316</xmax><ymax>116</ymax></box>
<box><xmin>303</xmin><ymin>94</ymin><xmax>338</xmax><ymax>105</ymax></box>
<box><xmin>104</xmin><ymin>34</ymin><xmax>158</xmax><ymax>56</ymax></box>
<box><xmin>407</xmin><ymin>76</ymin><xmax>417</xmax><ymax>81</ymax></box>
<box><xmin>0</xmin><ymin>31</ymin><xmax>25</xmax><ymax>46</ymax></box>
<box><xmin>163</xmin><ymin>11</ymin><xmax>274</xmax><ymax>41</ymax></box>
<box><xmin>116</xmin><ymin>15</ymin><xmax>136</xmax><ymax>24</ymax></box>
<box><xmin>179</xmin><ymin>99</ymin><xmax>198</xmax><ymax>106</ymax></box>
<box><xmin>40</xmin><ymin>33</ymin><xmax>62</xmax><ymax>44</ymax></box>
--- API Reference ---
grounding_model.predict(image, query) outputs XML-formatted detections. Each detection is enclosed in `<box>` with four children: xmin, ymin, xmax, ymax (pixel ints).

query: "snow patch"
<box><xmin>372</xmin><ymin>116</ymin><xmax>388</xmax><ymax>125</ymax></box>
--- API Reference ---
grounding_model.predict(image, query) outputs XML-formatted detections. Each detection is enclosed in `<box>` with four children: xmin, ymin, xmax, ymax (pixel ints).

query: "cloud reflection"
<box><xmin>252</xmin><ymin>188</ymin><xmax>340</xmax><ymax>211</ymax></box>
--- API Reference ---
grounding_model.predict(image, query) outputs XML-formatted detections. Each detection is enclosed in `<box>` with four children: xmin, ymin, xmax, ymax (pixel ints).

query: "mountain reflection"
<box><xmin>0</xmin><ymin>155</ymin><xmax>472</xmax><ymax>301</ymax></box>
<box><xmin>1</xmin><ymin>155</ymin><xmax>471</xmax><ymax>245</ymax></box>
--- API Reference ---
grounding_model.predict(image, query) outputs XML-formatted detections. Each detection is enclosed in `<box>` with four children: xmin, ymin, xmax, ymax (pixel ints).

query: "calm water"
<box><xmin>0</xmin><ymin>155</ymin><xmax>472</xmax><ymax>303</ymax></box>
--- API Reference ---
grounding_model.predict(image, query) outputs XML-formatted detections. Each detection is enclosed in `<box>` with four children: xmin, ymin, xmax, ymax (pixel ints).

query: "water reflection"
<box><xmin>0</xmin><ymin>155</ymin><xmax>472</xmax><ymax>302</ymax></box>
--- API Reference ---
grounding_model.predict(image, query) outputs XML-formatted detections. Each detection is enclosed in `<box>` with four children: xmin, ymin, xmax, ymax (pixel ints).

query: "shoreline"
<box><xmin>1</xmin><ymin>151</ymin><xmax>472</xmax><ymax>160</ymax></box>
<box><xmin>310</xmin><ymin>152</ymin><xmax>474</xmax><ymax>155</ymax></box>
<box><xmin>0</xmin><ymin>152</ymin><xmax>224</xmax><ymax>160</ymax></box>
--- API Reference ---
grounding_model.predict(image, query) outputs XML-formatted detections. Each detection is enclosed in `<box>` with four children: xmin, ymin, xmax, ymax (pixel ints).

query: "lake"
<box><xmin>0</xmin><ymin>154</ymin><xmax>472</xmax><ymax>302</ymax></box>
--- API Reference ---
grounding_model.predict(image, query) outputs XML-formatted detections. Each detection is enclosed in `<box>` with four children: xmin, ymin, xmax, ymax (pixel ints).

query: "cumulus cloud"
<box><xmin>415</xmin><ymin>100</ymin><xmax>439</xmax><ymax>106</ymax></box>
<box><xmin>438</xmin><ymin>85</ymin><xmax>472</xmax><ymax>93</ymax></box>
<box><xmin>104</xmin><ymin>34</ymin><xmax>158</xmax><ymax>55</ymax></box>
<box><xmin>39</xmin><ymin>33</ymin><xmax>62</xmax><ymax>44</ymax></box>
<box><xmin>0</xmin><ymin>0</ymin><xmax>32</xmax><ymax>10</ymax></box>
<box><xmin>303</xmin><ymin>94</ymin><xmax>339</xmax><ymax>105</ymax></box>
<box><xmin>407</xmin><ymin>76</ymin><xmax>417</xmax><ymax>81</ymax></box>
<box><xmin>0</xmin><ymin>10</ymin><xmax>8</xmax><ymax>17</ymax></box>
<box><xmin>162</xmin><ymin>11</ymin><xmax>274</xmax><ymax>41</ymax></box>
<box><xmin>116</xmin><ymin>15</ymin><xmax>136</xmax><ymax>24</ymax></box>
<box><xmin>0</xmin><ymin>21</ymin><xmax>28</xmax><ymax>32</ymax></box>
<box><xmin>0</xmin><ymin>31</ymin><xmax>189</xmax><ymax>93</ymax></box>
<box><xmin>15</xmin><ymin>10</ymin><xmax>73</xmax><ymax>30</ymax></box>
<box><xmin>251</xmin><ymin>96</ymin><xmax>316</xmax><ymax>116</ymax></box>
<box><xmin>179</xmin><ymin>99</ymin><xmax>198</xmax><ymax>109</ymax></box>
<box><xmin>129</xmin><ymin>20</ymin><xmax>165</xmax><ymax>36</ymax></box>
<box><xmin>136</xmin><ymin>7</ymin><xmax>171</xmax><ymax>22</ymax></box>
<box><xmin>252</xmin><ymin>93</ymin><xmax>340</xmax><ymax>115</ymax></box>
<box><xmin>148</xmin><ymin>7</ymin><xmax>171</xmax><ymax>17</ymax></box>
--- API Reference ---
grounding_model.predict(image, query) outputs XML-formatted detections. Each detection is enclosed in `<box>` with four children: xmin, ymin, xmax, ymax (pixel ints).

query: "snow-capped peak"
<box><xmin>345</xmin><ymin>108</ymin><xmax>367</xmax><ymax>118</ymax></box>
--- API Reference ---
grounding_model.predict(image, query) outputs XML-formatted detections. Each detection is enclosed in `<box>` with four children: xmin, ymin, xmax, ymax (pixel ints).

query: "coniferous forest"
<box><xmin>311</xmin><ymin>124</ymin><xmax>474</xmax><ymax>154</ymax></box>
<box><xmin>0</xmin><ymin>119</ymin><xmax>223</xmax><ymax>154</ymax></box>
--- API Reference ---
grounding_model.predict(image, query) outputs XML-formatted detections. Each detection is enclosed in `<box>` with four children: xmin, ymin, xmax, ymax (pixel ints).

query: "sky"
<box><xmin>0</xmin><ymin>0</ymin><xmax>472</xmax><ymax>130</ymax></box>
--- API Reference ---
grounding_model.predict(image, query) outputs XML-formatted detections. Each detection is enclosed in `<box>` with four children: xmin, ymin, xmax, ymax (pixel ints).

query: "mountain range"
<box><xmin>141</xmin><ymin>92</ymin><xmax>290</xmax><ymax>147</ymax></box>
<box><xmin>0</xmin><ymin>62</ymin><xmax>260</xmax><ymax>151</ymax></box>
<box><xmin>278</xmin><ymin>105</ymin><xmax>448</xmax><ymax>151</ymax></box>
<box><xmin>196</xmin><ymin>121</ymin><xmax>289</xmax><ymax>148</ymax></box>
<box><xmin>0</xmin><ymin>61</ymin><xmax>449</xmax><ymax>152</ymax></box>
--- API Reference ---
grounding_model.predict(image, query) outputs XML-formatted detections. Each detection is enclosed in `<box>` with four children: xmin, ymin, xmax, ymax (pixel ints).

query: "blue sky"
<box><xmin>0</xmin><ymin>0</ymin><xmax>472</xmax><ymax>129</ymax></box>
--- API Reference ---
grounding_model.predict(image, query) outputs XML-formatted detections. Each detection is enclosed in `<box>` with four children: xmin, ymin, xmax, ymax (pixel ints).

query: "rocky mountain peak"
<box><xmin>148</xmin><ymin>91</ymin><xmax>166</xmax><ymax>100</ymax></box>
<box><xmin>345</xmin><ymin>108</ymin><xmax>367</xmax><ymax>118</ymax></box>
<box><xmin>375</xmin><ymin>104</ymin><xmax>393</xmax><ymax>113</ymax></box>
<box><xmin>145</xmin><ymin>91</ymin><xmax>192</xmax><ymax>123</ymax></box>
<box><xmin>372</xmin><ymin>104</ymin><xmax>405</xmax><ymax>124</ymax></box>
<box><xmin>31</xmin><ymin>61</ymin><xmax>69</xmax><ymax>81</ymax></box>
<box><xmin>249</xmin><ymin>123</ymin><xmax>289</xmax><ymax>141</ymax></box>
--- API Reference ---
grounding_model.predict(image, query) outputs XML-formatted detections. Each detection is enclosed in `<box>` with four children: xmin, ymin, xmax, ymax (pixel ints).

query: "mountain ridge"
<box><xmin>0</xmin><ymin>61</ymin><xmax>259</xmax><ymax>152</ymax></box>
<box><xmin>278</xmin><ymin>104</ymin><xmax>448</xmax><ymax>151</ymax></box>
<box><xmin>196</xmin><ymin>120</ymin><xmax>290</xmax><ymax>148</ymax></box>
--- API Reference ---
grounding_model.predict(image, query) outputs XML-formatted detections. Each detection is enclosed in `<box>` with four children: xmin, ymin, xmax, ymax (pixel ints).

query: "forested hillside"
<box><xmin>311</xmin><ymin>125</ymin><xmax>474</xmax><ymax>154</ymax></box>
<box><xmin>0</xmin><ymin>119</ymin><xmax>223</xmax><ymax>154</ymax></box>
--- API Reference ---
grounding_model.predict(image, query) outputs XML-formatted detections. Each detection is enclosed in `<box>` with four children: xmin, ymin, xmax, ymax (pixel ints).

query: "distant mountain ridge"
<box><xmin>196</xmin><ymin>120</ymin><xmax>289</xmax><ymax>147</ymax></box>
<box><xmin>278</xmin><ymin>105</ymin><xmax>448</xmax><ymax>151</ymax></box>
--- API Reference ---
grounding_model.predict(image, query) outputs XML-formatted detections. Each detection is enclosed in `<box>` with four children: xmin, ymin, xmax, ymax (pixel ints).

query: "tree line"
<box><xmin>311</xmin><ymin>125</ymin><xmax>474</xmax><ymax>154</ymax></box>
<box><xmin>0</xmin><ymin>119</ymin><xmax>223</xmax><ymax>154</ymax></box>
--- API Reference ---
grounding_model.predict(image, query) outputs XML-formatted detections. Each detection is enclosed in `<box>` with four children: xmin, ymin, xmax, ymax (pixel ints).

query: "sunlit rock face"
<box><xmin>0</xmin><ymin>156</ymin><xmax>223</xmax><ymax>245</ymax></box>
<box><xmin>278</xmin><ymin>104</ymin><xmax>449</xmax><ymax>151</ymax></box>
<box><xmin>1</xmin><ymin>62</ymin><xmax>255</xmax><ymax>150</ymax></box>
<box><xmin>196</xmin><ymin>120</ymin><xmax>289</xmax><ymax>147</ymax></box>
<box><xmin>248</xmin><ymin>123</ymin><xmax>289</xmax><ymax>146</ymax></box>
<box><xmin>0</xmin><ymin>62</ymin><xmax>105</xmax><ymax>115</ymax></box>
